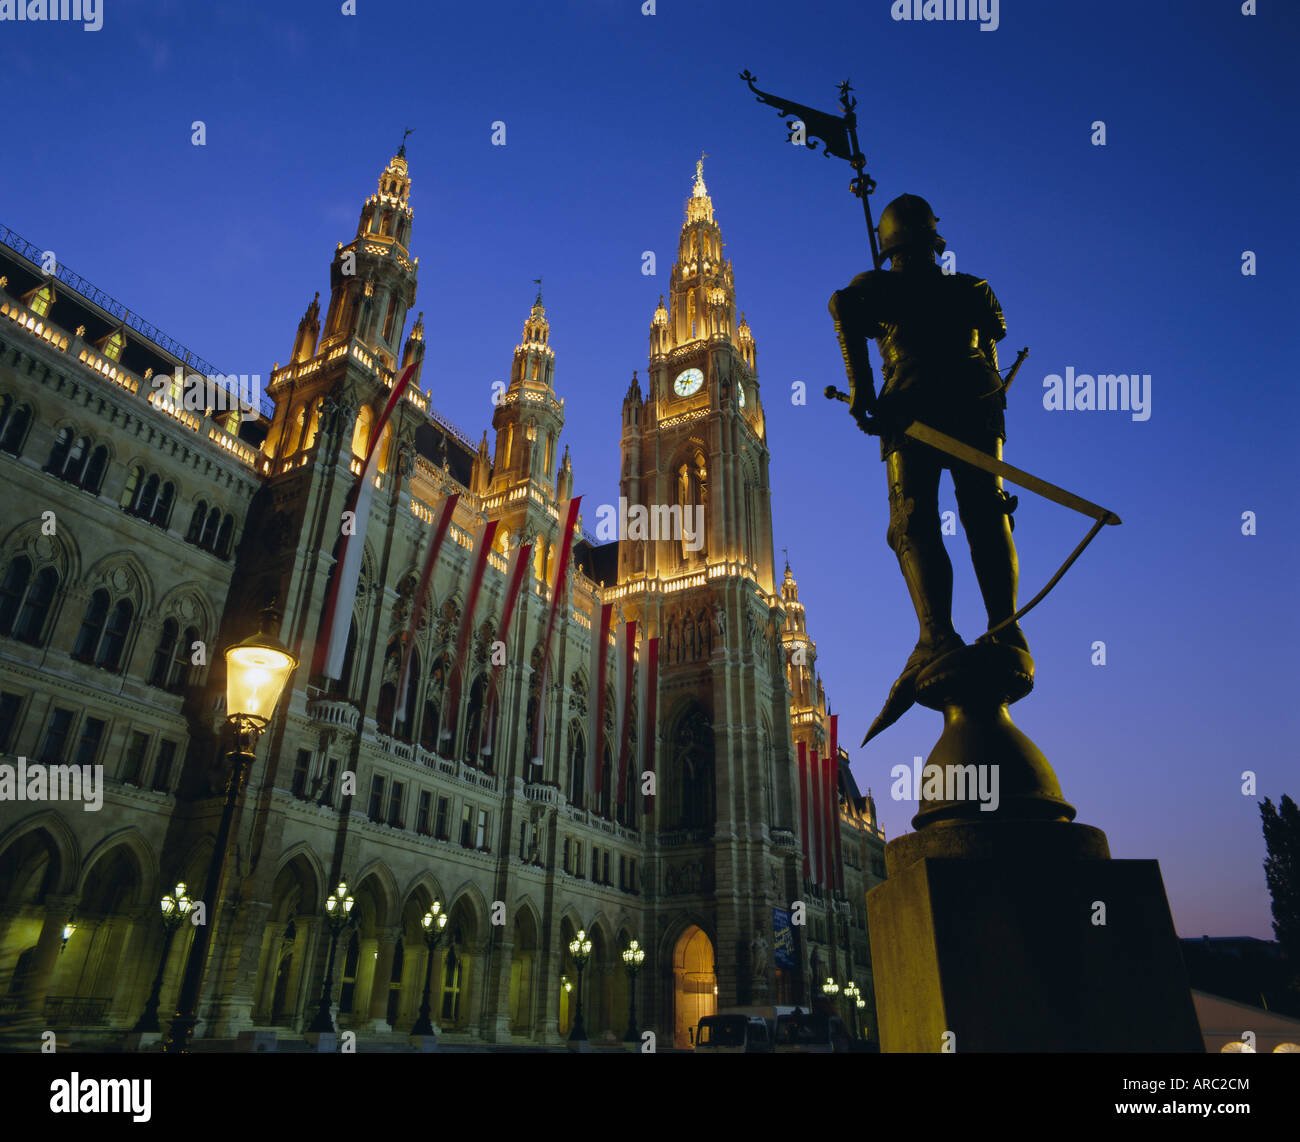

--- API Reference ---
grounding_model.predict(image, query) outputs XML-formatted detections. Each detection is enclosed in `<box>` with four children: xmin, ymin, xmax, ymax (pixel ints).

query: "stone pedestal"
<box><xmin>867</xmin><ymin>820</ymin><xmax>1203</xmax><ymax>1052</ymax></box>
<box><xmin>867</xmin><ymin>643</ymin><xmax>1202</xmax><ymax>1052</ymax></box>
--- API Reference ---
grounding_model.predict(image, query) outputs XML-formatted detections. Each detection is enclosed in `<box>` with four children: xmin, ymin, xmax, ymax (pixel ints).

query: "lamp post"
<box><xmin>132</xmin><ymin>882</ymin><xmax>193</xmax><ymax>1032</ymax></box>
<box><xmin>843</xmin><ymin>981</ymin><xmax>860</xmax><ymax>1040</ymax></box>
<box><xmin>568</xmin><ymin>928</ymin><xmax>592</xmax><ymax>1043</ymax></box>
<box><xmin>821</xmin><ymin>975</ymin><xmax>840</xmax><ymax>1012</ymax></box>
<box><xmin>621</xmin><ymin>938</ymin><xmax>645</xmax><ymax>1043</ymax></box>
<box><xmin>410</xmin><ymin>901</ymin><xmax>448</xmax><ymax>1036</ymax></box>
<box><xmin>308</xmin><ymin>879</ymin><xmax>355</xmax><ymax>1033</ymax></box>
<box><xmin>163</xmin><ymin>605</ymin><xmax>296</xmax><ymax>1054</ymax></box>
<box><xmin>59</xmin><ymin>917</ymin><xmax>76</xmax><ymax>953</ymax></box>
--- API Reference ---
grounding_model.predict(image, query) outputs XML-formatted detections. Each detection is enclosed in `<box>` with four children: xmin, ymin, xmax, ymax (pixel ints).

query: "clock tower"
<box><xmin>623</xmin><ymin>157</ymin><xmax>774</xmax><ymax>590</ymax></box>
<box><xmin>619</xmin><ymin>160</ymin><xmax>800</xmax><ymax>1020</ymax></box>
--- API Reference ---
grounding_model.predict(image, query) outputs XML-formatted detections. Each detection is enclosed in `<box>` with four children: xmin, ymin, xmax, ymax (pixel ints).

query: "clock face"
<box><xmin>673</xmin><ymin>367</ymin><xmax>704</xmax><ymax>397</ymax></box>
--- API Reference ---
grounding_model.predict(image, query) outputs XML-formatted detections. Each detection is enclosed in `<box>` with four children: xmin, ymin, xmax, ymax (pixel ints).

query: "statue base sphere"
<box><xmin>911</xmin><ymin>641</ymin><xmax>1075</xmax><ymax>829</ymax></box>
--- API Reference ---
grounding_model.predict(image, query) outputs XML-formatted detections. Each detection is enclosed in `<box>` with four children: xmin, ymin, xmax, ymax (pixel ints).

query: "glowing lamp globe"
<box><xmin>225</xmin><ymin>630</ymin><xmax>296</xmax><ymax>725</ymax></box>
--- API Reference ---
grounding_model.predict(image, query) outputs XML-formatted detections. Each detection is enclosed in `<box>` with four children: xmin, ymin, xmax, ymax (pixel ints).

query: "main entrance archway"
<box><xmin>672</xmin><ymin>925</ymin><xmax>716</xmax><ymax>1049</ymax></box>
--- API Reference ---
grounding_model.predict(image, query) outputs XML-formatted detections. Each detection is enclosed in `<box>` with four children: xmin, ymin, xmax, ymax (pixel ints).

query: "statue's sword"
<box><xmin>824</xmin><ymin>384</ymin><xmax>1121</xmax><ymax>641</ymax></box>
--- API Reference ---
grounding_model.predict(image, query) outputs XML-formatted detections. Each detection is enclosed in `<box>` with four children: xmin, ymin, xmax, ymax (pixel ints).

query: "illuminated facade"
<box><xmin>0</xmin><ymin>153</ymin><xmax>885</xmax><ymax>1050</ymax></box>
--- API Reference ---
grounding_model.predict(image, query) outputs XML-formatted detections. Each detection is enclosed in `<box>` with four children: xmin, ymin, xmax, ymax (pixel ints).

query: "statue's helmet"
<box><xmin>877</xmin><ymin>194</ymin><xmax>946</xmax><ymax>259</ymax></box>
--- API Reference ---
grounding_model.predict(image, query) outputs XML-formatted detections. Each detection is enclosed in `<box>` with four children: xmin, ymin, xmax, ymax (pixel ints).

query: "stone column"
<box><xmin>483</xmin><ymin>936</ymin><xmax>515</xmax><ymax>1043</ymax></box>
<box><xmin>368</xmin><ymin>928</ymin><xmax>399</xmax><ymax>1029</ymax></box>
<box><xmin>15</xmin><ymin>894</ymin><xmax>75</xmax><ymax>1027</ymax></box>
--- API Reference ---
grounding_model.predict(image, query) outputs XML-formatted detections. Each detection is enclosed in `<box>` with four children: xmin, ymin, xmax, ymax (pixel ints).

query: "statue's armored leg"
<box><xmin>864</xmin><ymin>446</ymin><xmax>964</xmax><ymax>745</ymax></box>
<box><xmin>887</xmin><ymin>444</ymin><xmax>963</xmax><ymax>668</ymax></box>
<box><xmin>953</xmin><ymin>445</ymin><xmax>1028</xmax><ymax>653</ymax></box>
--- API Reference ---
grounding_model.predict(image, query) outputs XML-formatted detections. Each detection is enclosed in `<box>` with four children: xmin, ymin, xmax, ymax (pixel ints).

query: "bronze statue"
<box><xmin>829</xmin><ymin>194</ymin><xmax>1024</xmax><ymax>741</ymax></box>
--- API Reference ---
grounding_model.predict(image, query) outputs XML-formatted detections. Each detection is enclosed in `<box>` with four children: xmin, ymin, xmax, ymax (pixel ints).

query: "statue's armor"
<box><xmin>839</xmin><ymin>263</ymin><xmax>1006</xmax><ymax>457</ymax></box>
<box><xmin>830</xmin><ymin>258</ymin><xmax>1024</xmax><ymax>670</ymax></box>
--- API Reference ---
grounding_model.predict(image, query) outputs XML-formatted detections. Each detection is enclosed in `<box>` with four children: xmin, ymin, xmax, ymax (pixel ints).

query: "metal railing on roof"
<box><xmin>0</xmin><ymin>222</ymin><xmax>274</xmax><ymax>419</ymax></box>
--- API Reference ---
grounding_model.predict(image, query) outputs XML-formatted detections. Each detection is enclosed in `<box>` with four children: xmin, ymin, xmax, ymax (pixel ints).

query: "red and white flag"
<box><xmin>829</xmin><ymin>714</ymin><xmax>844</xmax><ymax>892</ymax></box>
<box><xmin>810</xmin><ymin>746</ymin><xmax>823</xmax><ymax>886</ymax></box>
<box><xmin>393</xmin><ymin>491</ymin><xmax>460</xmax><ymax>724</ymax></box>
<box><xmin>638</xmin><ymin>631</ymin><xmax>659</xmax><ymax>815</ymax></box>
<box><xmin>587</xmin><ymin>602</ymin><xmax>613</xmax><ymax>801</ymax></box>
<box><xmin>444</xmin><ymin>518</ymin><xmax>499</xmax><ymax>757</ymax></box>
<box><xmin>797</xmin><ymin>741</ymin><xmax>811</xmax><ymax>881</ymax></box>
<box><xmin>532</xmin><ymin>496</ymin><xmax>582</xmax><ymax>768</ymax></box>
<box><xmin>478</xmin><ymin>538</ymin><xmax>533</xmax><ymax>762</ymax></box>
<box><xmin>821</xmin><ymin>751</ymin><xmax>835</xmax><ymax>893</ymax></box>
<box><xmin>313</xmin><ymin>361</ymin><xmax>419</xmax><ymax>678</ymax></box>
<box><xmin>614</xmin><ymin>618</ymin><xmax>636</xmax><ymax>808</ymax></box>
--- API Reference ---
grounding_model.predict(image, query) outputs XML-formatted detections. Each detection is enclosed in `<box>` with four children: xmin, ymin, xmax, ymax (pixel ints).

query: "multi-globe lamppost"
<box><xmin>622</xmin><ymin>938</ymin><xmax>645</xmax><ymax>1043</ymax></box>
<box><xmin>308</xmin><ymin>879</ymin><xmax>355</xmax><ymax>1034</ymax></box>
<box><xmin>843</xmin><ymin>981</ymin><xmax>861</xmax><ymax>1039</ymax></box>
<box><xmin>568</xmin><ymin>929</ymin><xmax>592</xmax><ymax>1043</ymax></box>
<box><xmin>133</xmin><ymin>882</ymin><xmax>194</xmax><ymax>1032</ymax></box>
<box><xmin>163</xmin><ymin>608</ymin><xmax>297</xmax><ymax>1053</ymax></box>
<box><xmin>411</xmin><ymin>901</ymin><xmax>449</xmax><ymax>1036</ymax></box>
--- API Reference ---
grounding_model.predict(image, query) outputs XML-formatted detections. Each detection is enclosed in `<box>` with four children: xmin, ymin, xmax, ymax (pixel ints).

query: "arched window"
<box><xmin>352</xmin><ymin>405</ymin><xmax>373</xmax><ymax>459</ymax></box>
<box><xmin>153</xmin><ymin>482</ymin><xmax>175</xmax><ymax>527</ymax></box>
<box><xmin>377</xmin><ymin>683</ymin><xmax>397</xmax><ymax>734</ymax></box>
<box><xmin>463</xmin><ymin>675</ymin><xmax>485</xmax><ymax>765</ymax></box>
<box><xmin>567</xmin><ymin>723</ymin><xmax>585</xmax><ymax>809</ymax></box>
<box><xmin>73</xmin><ymin>590</ymin><xmax>110</xmax><ymax>662</ymax></box>
<box><xmin>215</xmin><ymin>515</ymin><xmax>234</xmax><ymax>559</ymax></box>
<box><xmin>432</xmin><ymin>654</ymin><xmax>455</xmax><ymax>753</ymax></box>
<box><xmin>0</xmin><ymin>400</ymin><xmax>31</xmax><ymax>455</ymax></box>
<box><xmin>82</xmin><ymin>446</ymin><xmax>108</xmax><ymax>493</ymax></box>
<box><xmin>420</xmin><ymin>699</ymin><xmax>439</xmax><ymax>752</ymax></box>
<box><xmin>45</xmin><ymin>427</ymin><xmax>72</xmax><ymax>474</ymax></box>
<box><xmin>337</xmin><ymin>618</ymin><xmax>358</xmax><ymax>696</ymax></box>
<box><xmin>200</xmin><ymin>509</ymin><xmax>221</xmax><ymax>551</ymax></box>
<box><xmin>62</xmin><ymin>436</ymin><xmax>90</xmax><ymax>485</ymax></box>
<box><xmin>672</xmin><ymin>705</ymin><xmax>715</xmax><ymax>831</ymax></box>
<box><xmin>137</xmin><ymin>474</ymin><xmax>160</xmax><ymax>519</ymax></box>
<box><xmin>13</xmin><ymin>567</ymin><xmax>57</xmax><ymax>646</ymax></box>
<box><xmin>186</xmin><ymin>501</ymin><xmax>207</xmax><ymax>543</ymax></box>
<box><xmin>97</xmin><ymin>599</ymin><xmax>133</xmax><ymax>671</ymax></box>
<box><xmin>119</xmin><ymin>466</ymin><xmax>142</xmax><ymax>511</ymax></box>
<box><xmin>396</xmin><ymin>648</ymin><xmax>419</xmax><ymax>742</ymax></box>
<box><xmin>148</xmin><ymin>619</ymin><xmax>178</xmax><ymax>688</ymax></box>
<box><xmin>598</xmin><ymin>746</ymin><xmax>613</xmax><ymax>820</ymax></box>
<box><xmin>0</xmin><ymin>556</ymin><xmax>32</xmax><ymax>635</ymax></box>
<box><xmin>171</xmin><ymin>625</ymin><xmax>200</xmax><ymax>692</ymax></box>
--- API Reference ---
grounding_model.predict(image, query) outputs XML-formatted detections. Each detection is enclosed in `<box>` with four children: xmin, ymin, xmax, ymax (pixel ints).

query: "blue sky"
<box><xmin>1</xmin><ymin>0</ymin><xmax>1296</xmax><ymax>938</ymax></box>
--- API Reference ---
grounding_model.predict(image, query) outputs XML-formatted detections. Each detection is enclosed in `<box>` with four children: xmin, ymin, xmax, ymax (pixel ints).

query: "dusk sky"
<box><xmin>1</xmin><ymin>0</ymin><xmax>1295</xmax><ymax>939</ymax></box>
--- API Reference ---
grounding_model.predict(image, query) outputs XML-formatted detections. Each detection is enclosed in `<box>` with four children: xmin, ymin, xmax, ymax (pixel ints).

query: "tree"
<box><xmin>1259</xmin><ymin>794</ymin><xmax>1300</xmax><ymax>993</ymax></box>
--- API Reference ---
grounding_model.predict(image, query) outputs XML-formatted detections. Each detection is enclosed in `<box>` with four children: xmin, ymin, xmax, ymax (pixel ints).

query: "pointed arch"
<box><xmin>0</xmin><ymin>811</ymin><xmax>79</xmax><ymax>897</ymax></box>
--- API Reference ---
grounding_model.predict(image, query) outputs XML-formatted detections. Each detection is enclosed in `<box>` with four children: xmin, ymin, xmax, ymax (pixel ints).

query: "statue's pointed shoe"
<box><xmin>861</xmin><ymin>634</ymin><xmax>965</xmax><ymax>747</ymax></box>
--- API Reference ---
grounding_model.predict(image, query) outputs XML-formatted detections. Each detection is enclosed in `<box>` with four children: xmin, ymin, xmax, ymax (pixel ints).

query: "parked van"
<box><xmin>694</xmin><ymin>1013</ymin><xmax>773</xmax><ymax>1053</ymax></box>
<box><xmin>773</xmin><ymin>1009</ymin><xmax>852</xmax><ymax>1053</ymax></box>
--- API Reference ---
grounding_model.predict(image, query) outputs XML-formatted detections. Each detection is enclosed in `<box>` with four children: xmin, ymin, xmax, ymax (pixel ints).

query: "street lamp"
<box><xmin>59</xmin><ymin>917</ymin><xmax>76</xmax><ymax>953</ymax></box>
<box><xmin>133</xmin><ymin>882</ymin><xmax>193</xmax><ymax>1032</ymax></box>
<box><xmin>308</xmin><ymin>879</ymin><xmax>355</xmax><ymax>1033</ymax></box>
<box><xmin>621</xmin><ymin>938</ymin><xmax>645</xmax><ymax>1043</ymax></box>
<box><xmin>843</xmin><ymin>981</ymin><xmax>860</xmax><ymax>1039</ymax></box>
<box><xmin>164</xmin><ymin>604</ymin><xmax>296</xmax><ymax>1054</ymax></box>
<box><xmin>410</xmin><ymin>901</ymin><xmax>449</xmax><ymax>1036</ymax></box>
<box><xmin>821</xmin><ymin>976</ymin><xmax>840</xmax><ymax>1006</ymax></box>
<box><xmin>568</xmin><ymin>928</ymin><xmax>592</xmax><ymax>1042</ymax></box>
